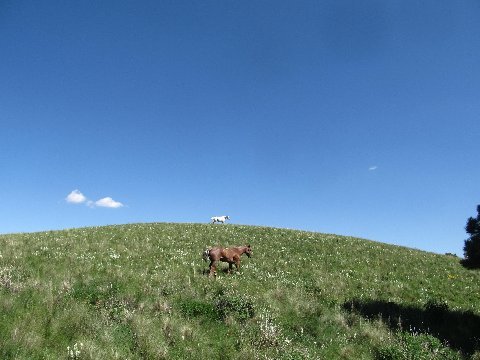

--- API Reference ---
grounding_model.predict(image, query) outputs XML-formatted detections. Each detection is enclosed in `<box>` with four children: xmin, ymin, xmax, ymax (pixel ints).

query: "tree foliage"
<box><xmin>463</xmin><ymin>205</ymin><xmax>480</xmax><ymax>269</ymax></box>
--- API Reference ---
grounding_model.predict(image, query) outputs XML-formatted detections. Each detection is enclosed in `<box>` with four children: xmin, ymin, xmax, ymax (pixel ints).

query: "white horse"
<box><xmin>211</xmin><ymin>215</ymin><xmax>230</xmax><ymax>224</ymax></box>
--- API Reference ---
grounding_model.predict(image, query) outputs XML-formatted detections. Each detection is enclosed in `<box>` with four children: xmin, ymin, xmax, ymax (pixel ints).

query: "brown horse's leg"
<box><xmin>234</xmin><ymin>255</ymin><xmax>240</xmax><ymax>272</ymax></box>
<box><xmin>228</xmin><ymin>262</ymin><xmax>233</xmax><ymax>274</ymax></box>
<box><xmin>209</xmin><ymin>261</ymin><xmax>217</xmax><ymax>277</ymax></box>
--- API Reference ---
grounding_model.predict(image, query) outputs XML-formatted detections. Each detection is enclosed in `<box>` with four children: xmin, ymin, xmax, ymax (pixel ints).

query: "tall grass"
<box><xmin>1</xmin><ymin>223</ymin><xmax>479</xmax><ymax>359</ymax></box>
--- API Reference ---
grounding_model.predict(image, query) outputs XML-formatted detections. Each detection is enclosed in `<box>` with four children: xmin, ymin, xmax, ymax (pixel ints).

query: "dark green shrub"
<box><xmin>177</xmin><ymin>298</ymin><xmax>217</xmax><ymax>319</ymax></box>
<box><xmin>463</xmin><ymin>205</ymin><xmax>480</xmax><ymax>269</ymax></box>
<box><xmin>215</xmin><ymin>294</ymin><xmax>255</xmax><ymax>322</ymax></box>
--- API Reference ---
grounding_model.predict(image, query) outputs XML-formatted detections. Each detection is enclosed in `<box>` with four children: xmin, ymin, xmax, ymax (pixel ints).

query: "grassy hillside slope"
<box><xmin>1</xmin><ymin>223</ymin><xmax>479</xmax><ymax>359</ymax></box>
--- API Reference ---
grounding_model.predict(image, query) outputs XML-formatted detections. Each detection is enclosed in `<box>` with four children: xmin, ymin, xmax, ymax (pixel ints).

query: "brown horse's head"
<box><xmin>244</xmin><ymin>245</ymin><xmax>252</xmax><ymax>257</ymax></box>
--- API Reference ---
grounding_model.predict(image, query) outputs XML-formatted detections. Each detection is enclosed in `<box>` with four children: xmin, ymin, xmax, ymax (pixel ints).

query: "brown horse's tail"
<box><xmin>202</xmin><ymin>249</ymin><xmax>210</xmax><ymax>262</ymax></box>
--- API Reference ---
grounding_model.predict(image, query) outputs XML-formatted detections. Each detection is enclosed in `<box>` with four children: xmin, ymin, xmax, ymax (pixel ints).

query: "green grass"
<box><xmin>1</xmin><ymin>223</ymin><xmax>479</xmax><ymax>359</ymax></box>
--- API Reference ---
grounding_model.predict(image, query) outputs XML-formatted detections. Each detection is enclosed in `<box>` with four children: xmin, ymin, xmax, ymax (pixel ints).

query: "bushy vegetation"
<box><xmin>463</xmin><ymin>205</ymin><xmax>480</xmax><ymax>269</ymax></box>
<box><xmin>1</xmin><ymin>223</ymin><xmax>479</xmax><ymax>359</ymax></box>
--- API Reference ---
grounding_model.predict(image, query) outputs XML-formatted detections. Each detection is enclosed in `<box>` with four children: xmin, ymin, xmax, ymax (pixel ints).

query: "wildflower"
<box><xmin>67</xmin><ymin>342</ymin><xmax>83</xmax><ymax>359</ymax></box>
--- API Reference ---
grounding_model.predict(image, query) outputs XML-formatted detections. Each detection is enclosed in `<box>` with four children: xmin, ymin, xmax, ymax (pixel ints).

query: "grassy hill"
<box><xmin>1</xmin><ymin>223</ymin><xmax>479</xmax><ymax>359</ymax></box>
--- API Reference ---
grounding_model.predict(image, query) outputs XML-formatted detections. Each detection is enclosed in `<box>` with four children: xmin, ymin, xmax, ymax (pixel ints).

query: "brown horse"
<box><xmin>203</xmin><ymin>245</ymin><xmax>252</xmax><ymax>277</ymax></box>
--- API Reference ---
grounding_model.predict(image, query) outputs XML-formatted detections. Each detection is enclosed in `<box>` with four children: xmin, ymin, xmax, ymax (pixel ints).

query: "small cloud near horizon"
<box><xmin>369</xmin><ymin>166</ymin><xmax>378</xmax><ymax>171</ymax></box>
<box><xmin>65</xmin><ymin>190</ymin><xmax>124</xmax><ymax>208</ymax></box>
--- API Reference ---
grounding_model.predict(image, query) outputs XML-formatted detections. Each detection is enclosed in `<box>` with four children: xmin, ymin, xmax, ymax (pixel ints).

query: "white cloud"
<box><xmin>369</xmin><ymin>166</ymin><xmax>378</xmax><ymax>171</ymax></box>
<box><xmin>66</xmin><ymin>190</ymin><xmax>125</xmax><ymax>208</ymax></box>
<box><xmin>95</xmin><ymin>197</ymin><xmax>124</xmax><ymax>208</ymax></box>
<box><xmin>66</xmin><ymin>190</ymin><xmax>87</xmax><ymax>204</ymax></box>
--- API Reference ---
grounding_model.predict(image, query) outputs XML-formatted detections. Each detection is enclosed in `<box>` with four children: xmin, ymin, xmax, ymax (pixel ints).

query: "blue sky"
<box><xmin>1</xmin><ymin>1</ymin><xmax>479</xmax><ymax>256</ymax></box>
